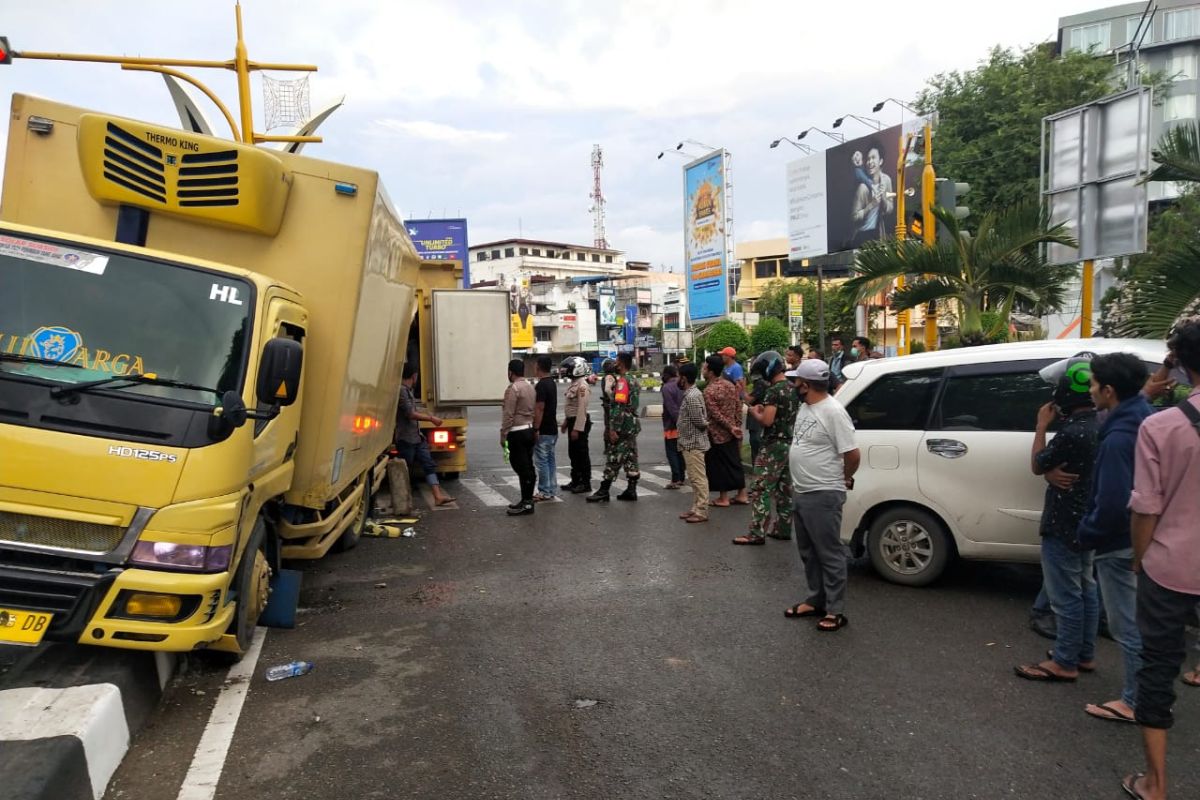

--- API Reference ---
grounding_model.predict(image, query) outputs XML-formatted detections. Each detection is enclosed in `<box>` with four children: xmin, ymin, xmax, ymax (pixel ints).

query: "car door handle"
<box><xmin>927</xmin><ymin>438</ymin><xmax>968</xmax><ymax>458</ymax></box>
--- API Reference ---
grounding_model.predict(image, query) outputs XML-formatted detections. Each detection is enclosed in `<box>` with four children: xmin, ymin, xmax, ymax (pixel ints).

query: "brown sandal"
<box><xmin>731</xmin><ymin>535</ymin><xmax>765</xmax><ymax>546</ymax></box>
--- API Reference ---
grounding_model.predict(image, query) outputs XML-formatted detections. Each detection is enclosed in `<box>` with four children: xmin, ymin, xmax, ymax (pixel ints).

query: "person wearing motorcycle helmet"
<box><xmin>559</xmin><ymin>356</ymin><xmax>594</xmax><ymax>493</ymax></box>
<box><xmin>734</xmin><ymin>351</ymin><xmax>801</xmax><ymax>546</ymax></box>
<box><xmin>1016</xmin><ymin>353</ymin><xmax>1102</xmax><ymax>684</ymax></box>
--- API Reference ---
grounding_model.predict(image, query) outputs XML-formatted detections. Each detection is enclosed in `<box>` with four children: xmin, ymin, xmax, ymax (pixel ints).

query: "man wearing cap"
<box><xmin>719</xmin><ymin>346</ymin><xmax>745</xmax><ymax>392</ymax></box>
<box><xmin>784</xmin><ymin>359</ymin><xmax>860</xmax><ymax>632</ymax></box>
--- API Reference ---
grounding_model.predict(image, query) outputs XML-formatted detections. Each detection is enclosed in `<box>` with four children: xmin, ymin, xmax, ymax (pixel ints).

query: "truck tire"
<box><xmin>203</xmin><ymin>518</ymin><xmax>271</xmax><ymax>665</ymax></box>
<box><xmin>867</xmin><ymin>507</ymin><xmax>952</xmax><ymax>587</ymax></box>
<box><xmin>441</xmin><ymin>472</ymin><xmax>460</xmax><ymax>482</ymax></box>
<box><xmin>333</xmin><ymin>480</ymin><xmax>370</xmax><ymax>553</ymax></box>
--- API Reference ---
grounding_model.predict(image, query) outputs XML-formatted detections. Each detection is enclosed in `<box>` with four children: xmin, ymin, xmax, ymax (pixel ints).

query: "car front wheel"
<box><xmin>867</xmin><ymin>507</ymin><xmax>952</xmax><ymax>587</ymax></box>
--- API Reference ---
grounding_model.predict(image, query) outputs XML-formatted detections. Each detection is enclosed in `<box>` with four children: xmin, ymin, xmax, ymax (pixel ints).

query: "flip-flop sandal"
<box><xmin>685</xmin><ymin>515</ymin><xmax>708</xmax><ymax>524</ymax></box>
<box><xmin>679</xmin><ymin>510</ymin><xmax>698</xmax><ymax>519</ymax></box>
<box><xmin>1085</xmin><ymin>702</ymin><xmax>1136</xmax><ymax>724</ymax></box>
<box><xmin>1047</xmin><ymin>650</ymin><xmax>1095</xmax><ymax>672</ymax></box>
<box><xmin>731</xmin><ymin>535</ymin><xmax>766</xmax><ymax>546</ymax></box>
<box><xmin>1122</xmin><ymin>773</ymin><xmax>1148</xmax><ymax>800</ymax></box>
<box><xmin>784</xmin><ymin>603</ymin><xmax>824</xmax><ymax>619</ymax></box>
<box><xmin>1013</xmin><ymin>663</ymin><xmax>1077</xmax><ymax>682</ymax></box>
<box><xmin>1182</xmin><ymin>670</ymin><xmax>1200</xmax><ymax>687</ymax></box>
<box><xmin>816</xmin><ymin>614</ymin><xmax>848</xmax><ymax>632</ymax></box>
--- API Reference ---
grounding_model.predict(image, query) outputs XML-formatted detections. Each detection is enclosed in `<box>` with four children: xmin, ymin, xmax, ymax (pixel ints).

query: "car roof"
<box><xmin>840</xmin><ymin>338</ymin><xmax>1167</xmax><ymax>384</ymax></box>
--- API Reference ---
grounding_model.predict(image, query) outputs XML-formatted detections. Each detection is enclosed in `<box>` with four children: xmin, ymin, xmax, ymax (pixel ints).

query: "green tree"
<box><xmin>846</xmin><ymin>203</ymin><xmax>1077</xmax><ymax>337</ymax></box>
<box><xmin>696</xmin><ymin>319</ymin><xmax>750</xmax><ymax>358</ymax></box>
<box><xmin>913</xmin><ymin>44</ymin><xmax>1116</xmax><ymax>219</ymax></box>
<box><xmin>749</xmin><ymin>316</ymin><xmax>790</xmax><ymax>355</ymax></box>
<box><xmin>754</xmin><ymin>278</ymin><xmax>858</xmax><ymax>349</ymax></box>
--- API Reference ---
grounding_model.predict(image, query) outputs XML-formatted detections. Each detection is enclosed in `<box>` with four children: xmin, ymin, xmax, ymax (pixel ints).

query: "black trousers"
<box><xmin>565</xmin><ymin>415</ymin><xmax>592</xmax><ymax>487</ymax></box>
<box><xmin>1135</xmin><ymin>571</ymin><xmax>1200</xmax><ymax>729</ymax></box>
<box><xmin>507</xmin><ymin>428</ymin><xmax>537</xmax><ymax>505</ymax></box>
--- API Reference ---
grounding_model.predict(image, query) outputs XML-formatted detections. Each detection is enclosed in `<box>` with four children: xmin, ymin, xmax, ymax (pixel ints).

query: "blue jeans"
<box><xmin>664</xmin><ymin>436</ymin><xmax>685</xmax><ymax>483</ymax></box>
<box><xmin>395</xmin><ymin>440</ymin><xmax>440</xmax><ymax>485</ymax></box>
<box><xmin>1040</xmin><ymin>535</ymin><xmax>1098</xmax><ymax>670</ymax></box>
<box><xmin>534</xmin><ymin>434</ymin><xmax>558</xmax><ymax>497</ymax></box>
<box><xmin>1094</xmin><ymin>547</ymin><xmax>1142</xmax><ymax>708</ymax></box>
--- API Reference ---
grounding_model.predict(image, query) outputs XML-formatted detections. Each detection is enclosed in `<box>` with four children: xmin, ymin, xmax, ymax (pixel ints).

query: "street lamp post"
<box><xmin>769</xmin><ymin>137</ymin><xmax>815</xmax><ymax>153</ymax></box>
<box><xmin>797</xmin><ymin>127</ymin><xmax>845</xmax><ymax>145</ymax></box>
<box><xmin>831</xmin><ymin>114</ymin><xmax>883</xmax><ymax>131</ymax></box>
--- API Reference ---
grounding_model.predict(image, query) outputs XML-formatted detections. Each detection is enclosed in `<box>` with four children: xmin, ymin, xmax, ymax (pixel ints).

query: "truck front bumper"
<box><xmin>0</xmin><ymin>562</ymin><xmax>235</xmax><ymax>652</ymax></box>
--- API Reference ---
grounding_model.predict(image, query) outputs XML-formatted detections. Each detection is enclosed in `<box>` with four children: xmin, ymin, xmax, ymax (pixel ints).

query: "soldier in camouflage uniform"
<box><xmin>733</xmin><ymin>351</ymin><xmax>800</xmax><ymax>546</ymax></box>
<box><xmin>588</xmin><ymin>352</ymin><xmax>641</xmax><ymax>502</ymax></box>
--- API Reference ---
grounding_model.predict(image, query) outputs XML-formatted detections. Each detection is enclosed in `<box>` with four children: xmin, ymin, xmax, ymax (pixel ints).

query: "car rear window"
<box><xmin>846</xmin><ymin>369</ymin><xmax>942</xmax><ymax>430</ymax></box>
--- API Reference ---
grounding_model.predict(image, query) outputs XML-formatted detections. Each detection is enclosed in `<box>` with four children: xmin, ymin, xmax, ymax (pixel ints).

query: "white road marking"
<box><xmin>637</xmin><ymin>470</ymin><xmax>691</xmax><ymax>492</ymax></box>
<box><xmin>175</xmin><ymin>627</ymin><xmax>267</xmax><ymax>800</ymax></box>
<box><xmin>0</xmin><ymin>683</ymin><xmax>128</xmax><ymax>800</ymax></box>
<box><xmin>459</xmin><ymin>477</ymin><xmax>512</xmax><ymax>507</ymax></box>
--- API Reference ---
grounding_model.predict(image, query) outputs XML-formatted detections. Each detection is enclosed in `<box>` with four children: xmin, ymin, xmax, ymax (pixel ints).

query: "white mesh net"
<box><xmin>262</xmin><ymin>74</ymin><xmax>311</xmax><ymax>130</ymax></box>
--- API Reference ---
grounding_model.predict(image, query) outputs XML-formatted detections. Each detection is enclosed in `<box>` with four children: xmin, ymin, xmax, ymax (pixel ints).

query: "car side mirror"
<box><xmin>257</xmin><ymin>338</ymin><xmax>303</xmax><ymax>407</ymax></box>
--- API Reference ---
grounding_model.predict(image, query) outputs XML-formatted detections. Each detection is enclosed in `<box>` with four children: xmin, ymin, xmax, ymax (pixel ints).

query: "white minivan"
<box><xmin>836</xmin><ymin>338</ymin><xmax>1167</xmax><ymax>586</ymax></box>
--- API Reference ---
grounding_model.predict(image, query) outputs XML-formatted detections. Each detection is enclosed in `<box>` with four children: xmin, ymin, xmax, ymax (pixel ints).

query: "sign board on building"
<box><xmin>786</xmin><ymin>119</ymin><xmax>929</xmax><ymax>261</ymax></box>
<box><xmin>578</xmin><ymin>308</ymin><xmax>599</xmax><ymax>351</ymax></box>
<box><xmin>1042</xmin><ymin>87</ymin><xmax>1151</xmax><ymax>265</ymax></box>
<box><xmin>662</xmin><ymin>329</ymin><xmax>694</xmax><ymax>350</ymax></box>
<box><xmin>405</xmin><ymin>218</ymin><xmax>469</xmax><ymax>285</ymax></box>
<box><xmin>509</xmin><ymin>278</ymin><xmax>534</xmax><ymax>349</ymax></box>
<box><xmin>623</xmin><ymin>303</ymin><xmax>637</xmax><ymax>348</ymax></box>
<box><xmin>599</xmin><ymin>287</ymin><xmax>618</xmax><ymax>325</ymax></box>
<box><xmin>684</xmin><ymin>151</ymin><xmax>729</xmax><ymax>322</ymax></box>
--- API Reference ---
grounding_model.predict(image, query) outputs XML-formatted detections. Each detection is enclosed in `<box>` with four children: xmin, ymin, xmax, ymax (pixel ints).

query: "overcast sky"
<box><xmin>2</xmin><ymin>1</ymin><xmax>1096</xmax><ymax>269</ymax></box>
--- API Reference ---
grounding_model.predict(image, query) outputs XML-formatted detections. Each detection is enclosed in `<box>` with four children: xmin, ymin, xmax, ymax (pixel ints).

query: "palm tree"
<box><xmin>845</xmin><ymin>203</ymin><xmax>1078</xmax><ymax>338</ymax></box>
<box><xmin>1144</xmin><ymin>121</ymin><xmax>1200</xmax><ymax>184</ymax></box>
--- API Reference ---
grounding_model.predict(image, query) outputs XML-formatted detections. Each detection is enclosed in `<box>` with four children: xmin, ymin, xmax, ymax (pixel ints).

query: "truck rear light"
<box><xmin>129</xmin><ymin>541</ymin><xmax>232</xmax><ymax>573</ymax></box>
<box><xmin>430</xmin><ymin>429</ymin><xmax>450</xmax><ymax>445</ymax></box>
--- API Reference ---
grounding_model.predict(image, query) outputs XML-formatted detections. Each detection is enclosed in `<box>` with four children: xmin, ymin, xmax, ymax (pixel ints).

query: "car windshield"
<box><xmin>0</xmin><ymin>232</ymin><xmax>251</xmax><ymax>406</ymax></box>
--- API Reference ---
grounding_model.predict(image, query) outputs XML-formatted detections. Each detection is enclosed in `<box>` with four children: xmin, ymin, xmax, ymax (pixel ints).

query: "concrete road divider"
<box><xmin>0</xmin><ymin>644</ymin><xmax>174</xmax><ymax>800</ymax></box>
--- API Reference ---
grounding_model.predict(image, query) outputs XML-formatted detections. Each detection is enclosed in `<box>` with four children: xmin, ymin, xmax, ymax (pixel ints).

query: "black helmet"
<box><xmin>1039</xmin><ymin>352</ymin><xmax>1095</xmax><ymax>411</ymax></box>
<box><xmin>601</xmin><ymin>358</ymin><xmax>617</xmax><ymax>375</ymax></box>
<box><xmin>750</xmin><ymin>350</ymin><xmax>787</xmax><ymax>380</ymax></box>
<box><xmin>559</xmin><ymin>356</ymin><xmax>591</xmax><ymax>379</ymax></box>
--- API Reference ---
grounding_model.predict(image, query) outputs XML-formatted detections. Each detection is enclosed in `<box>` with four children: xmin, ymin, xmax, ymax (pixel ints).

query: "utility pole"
<box><xmin>922</xmin><ymin>119</ymin><xmax>938</xmax><ymax>351</ymax></box>
<box><xmin>893</xmin><ymin>129</ymin><xmax>916</xmax><ymax>355</ymax></box>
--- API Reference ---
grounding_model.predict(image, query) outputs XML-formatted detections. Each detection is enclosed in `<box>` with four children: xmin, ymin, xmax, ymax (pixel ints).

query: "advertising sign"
<box><xmin>578</xmin><ymin>309</ymin><xmax>598</xmax><ymax>351</ymax></box>
<box><xmin>684</xmin><ymin>151</ymin><xmax>728</xmax><ymax>322</ymax></box>
<box><xmin>405</xmin><ymin>218</ymin><xmax>469</xmax><ymax>285</ymax></box>
<box><xmin>786</xmin><ymin>120</ymin><xmax>928</xmax><ymax>261</ymax></box>
<box><xmin>623</xmin><ymin>303</ymin><xmax>638</xmax><ymax>348</ymax></box>
<box><xmin>509</xmin><ymin>278</ymin><xmax>534</xmax><ymax>349</ymax></box>
<box><xmin>599</xmin><ymin>287</ymin><xmax>618</xmax><ymax>325</ymax></box>
<box><xmin>788</xmin><ymin>292</ymin><xmax>804</xmax><ymax>331</ymax></box>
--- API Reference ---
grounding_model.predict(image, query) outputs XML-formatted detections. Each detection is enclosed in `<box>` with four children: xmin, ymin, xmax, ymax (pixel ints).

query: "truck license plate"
<box><xmin>0</xmin><ymin>608</ymin><xmax>53</xmax><ymax>646</ymax></box>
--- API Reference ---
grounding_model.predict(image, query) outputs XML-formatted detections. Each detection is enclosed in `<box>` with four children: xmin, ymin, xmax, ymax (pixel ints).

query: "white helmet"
<box><xmin>560</xmin><ymin>356</ymin><xmax>591</xmax><ymax>379</ymax></box>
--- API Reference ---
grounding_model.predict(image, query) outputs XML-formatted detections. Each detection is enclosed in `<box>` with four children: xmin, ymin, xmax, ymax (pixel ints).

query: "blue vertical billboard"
<box><xmin>683</xmin><ymin>151</ymin><xmax>728</xmax><ymax>323</ymax></box>
<box><xmin>404</xmin><ymin>218</ymin><xmax>470</xmax><ymax>286</ymax></box>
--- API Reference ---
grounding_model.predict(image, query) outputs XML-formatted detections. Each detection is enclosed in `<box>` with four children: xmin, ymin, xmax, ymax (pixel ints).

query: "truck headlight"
<box><xmin>130</xmin><ymin>541</ymin><xmax>232</xmax><ymax>573</ymax></box>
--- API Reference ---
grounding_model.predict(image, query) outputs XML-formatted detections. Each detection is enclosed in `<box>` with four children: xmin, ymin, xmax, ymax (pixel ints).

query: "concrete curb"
<box><xmin>0</xmin><ymin>644</ymin><xmax>175</xmax><ymax>800</ymax></box>
<box><xmin>640</xmin><ymin>404</ymin><xmax>664</xmax><ymax>418</ymax></box>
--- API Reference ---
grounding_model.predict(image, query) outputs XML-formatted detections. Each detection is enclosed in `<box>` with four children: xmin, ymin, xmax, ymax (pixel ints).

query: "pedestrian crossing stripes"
<box><xmin>419</xmin><ymin>465</ymin><xmax>703</xmax><ymax>510</ymax></box>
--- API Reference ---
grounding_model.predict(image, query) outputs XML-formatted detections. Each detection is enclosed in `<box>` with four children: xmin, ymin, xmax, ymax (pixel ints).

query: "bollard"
<box><xmin>385</xmin><ymin>458</ymin><xmax>415</xmax><ymax>516</ymax></box>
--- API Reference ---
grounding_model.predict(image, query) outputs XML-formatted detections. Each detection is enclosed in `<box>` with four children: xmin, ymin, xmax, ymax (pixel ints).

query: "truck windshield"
<box><xmin>0</xmin><ymin>232</ymin><xmax>251</xmax><ymax>406</ymax></box>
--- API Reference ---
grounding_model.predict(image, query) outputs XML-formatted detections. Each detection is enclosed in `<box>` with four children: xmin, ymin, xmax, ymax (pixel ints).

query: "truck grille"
<box><xmin>0</xmin><ymin>511</ymin><xmax>125</xmax><ymax>553</ymax></box>
<box><xmin>101</xmin><ymin>121</ymin><xmax>239</xmax><ymax>208</ymax></box>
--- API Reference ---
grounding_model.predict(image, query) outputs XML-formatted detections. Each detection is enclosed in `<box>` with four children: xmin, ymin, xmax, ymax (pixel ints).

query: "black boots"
<box><xmin>571</xmin><ymin>483</ymin><xmax>593</xmax><ymax>494</ymax></box>
<box><xmin>586</xmin><ymin>481</ymin><xmax>611</xmax><ymax>502</ymax></box>
<box><xmin>616</xmin><ymin>478</ymin><xmax>638</xmax><ymax>502</ymax></box>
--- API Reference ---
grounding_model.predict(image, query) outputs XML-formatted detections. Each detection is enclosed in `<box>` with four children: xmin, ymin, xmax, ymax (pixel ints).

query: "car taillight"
<box><xmin>431</xmin><ymin>429</ymin><xmax>450</xmax><ymax>445</ymax></box>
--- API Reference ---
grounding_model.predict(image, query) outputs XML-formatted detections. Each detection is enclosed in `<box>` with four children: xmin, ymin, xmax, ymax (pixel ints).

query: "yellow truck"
<box><xmin>0</xmin><ymin>94</ymin><xmax>507</xmax><ymax>657</ymax></box>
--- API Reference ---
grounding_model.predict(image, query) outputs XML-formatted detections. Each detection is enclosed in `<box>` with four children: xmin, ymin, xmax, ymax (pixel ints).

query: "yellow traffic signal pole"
<box><xmin>893</xmin><ymin>130</ymin><xmax>916</xmax><ymax>355</ymax></box>
<box><xmin>1080</xmin><ymin>260</ymin><xmax>1094</xmax><ymax>337</ymax></box>
<box><xmin>5</xmin><ymin>3</ymin><xmax>317</xmax><ymax>146</ymax></box>
<box><xmin>922</xmin><ymin>120</ymin><xmax>938</xmax><ymax>351</ymax></box>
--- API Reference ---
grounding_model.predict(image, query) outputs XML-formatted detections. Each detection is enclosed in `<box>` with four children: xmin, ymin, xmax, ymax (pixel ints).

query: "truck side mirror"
<box><xmin>257</xmin><ymin>338</ymin><xmax>303</xmax><ymax>407</ymax></box>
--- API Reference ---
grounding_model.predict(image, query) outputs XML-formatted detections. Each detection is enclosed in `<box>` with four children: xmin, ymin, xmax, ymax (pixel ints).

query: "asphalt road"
<box><xmin>105</xmin><ymin>395</ymin><xmax>1200</xmax><ymax>800</ymax></box>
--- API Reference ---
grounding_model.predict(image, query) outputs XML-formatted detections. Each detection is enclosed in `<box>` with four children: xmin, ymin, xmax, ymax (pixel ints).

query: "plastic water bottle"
<box><xmin>265</xmin><ymin>660</ymin><xmax>313</xmax><ymax>681</ymax></box>
<box><xmin>503</xmin><ymin>441</ymin><xmax>510</xmax><ymax>464</ymax></box>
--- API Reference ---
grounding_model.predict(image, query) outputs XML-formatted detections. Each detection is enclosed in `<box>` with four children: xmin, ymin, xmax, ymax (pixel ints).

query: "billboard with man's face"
<box><xmin>788</xmin><ymin>121</ymin><xmax>926</xmax><ymax>261</ymax></box>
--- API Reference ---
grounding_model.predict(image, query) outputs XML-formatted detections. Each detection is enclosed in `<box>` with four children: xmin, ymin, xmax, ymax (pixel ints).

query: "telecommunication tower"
<box><xmin>589</xmin><ymin>144</ymin><xmax>609</xmax><ymax>249</ymax></box>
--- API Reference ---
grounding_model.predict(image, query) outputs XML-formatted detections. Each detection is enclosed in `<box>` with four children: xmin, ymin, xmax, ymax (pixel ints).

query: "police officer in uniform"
<box><xmin>588</xmin><ymin>352</ymin><xmax>641</xmax><ymax>502</ymax></box>
<box><xmin>559</xmin><ymin>356</ymin><xmax>594</xmax><ymax>494</ymax></box>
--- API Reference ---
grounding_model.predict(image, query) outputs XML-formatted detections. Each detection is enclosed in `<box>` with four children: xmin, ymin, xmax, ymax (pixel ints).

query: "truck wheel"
<box><xmin>204</xmin><ymin>518</ymin><xmax>271</xmax><ymax>665</ymax></box>
<box><xmin>867</xmin><ymin>507</ymin><xmax>952</xmax><ymax>587</ymax></box>
<box><xmin>441</xmin><ymin>472</ymin><xmax>460</xmax><ymax>482</ymax></box>
<box><xmin>333</xmin><ymin>481</ymin><xmax>370</xmax><ymax>553</ymax></box>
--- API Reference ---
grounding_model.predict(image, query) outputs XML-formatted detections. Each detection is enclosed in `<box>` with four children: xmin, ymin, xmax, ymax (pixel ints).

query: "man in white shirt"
<box><xmin>783</xmin><ymin>359</ymin><xmax>860</xmax><ymax>632</ymax></box>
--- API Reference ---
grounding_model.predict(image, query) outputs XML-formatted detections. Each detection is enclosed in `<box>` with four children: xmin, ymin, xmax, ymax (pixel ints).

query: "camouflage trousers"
<box><xmin>602</xmin><ymin>433</ymin><xmax>640</xmax><ymax>482</ymax></box>
<box><xmin>748</xmin><ymin>441</ymin><xmax>792</xmax><ymax>538</ymax></box>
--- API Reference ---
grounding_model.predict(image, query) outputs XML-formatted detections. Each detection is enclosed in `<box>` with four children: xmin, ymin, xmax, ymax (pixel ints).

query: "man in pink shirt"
<box><xmin>1123</xmin><ymin>321</ymin><xmax>1200</xmax><ymax>800</ymax></box>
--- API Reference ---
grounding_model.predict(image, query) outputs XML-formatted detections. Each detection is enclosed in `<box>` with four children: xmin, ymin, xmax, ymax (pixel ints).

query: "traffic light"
<box><xmin>909</xmin><ymin>213</ymin><xmax>923</xmax><ymax>238</ymax></box>
<box><xmin>0</xmin><ymin>37</ymin><xmax>11</xmax><ymax>65</ymax></box>
<box><xmin>934</xmin><ymin>178</ymin><xmax>970</xmax><ymax>238</ymax></box>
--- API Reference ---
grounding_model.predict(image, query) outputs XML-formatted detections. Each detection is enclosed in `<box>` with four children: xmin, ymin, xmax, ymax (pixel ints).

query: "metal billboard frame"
<box><xmin>1041</xmin><ymin>86</ymin><xmax>1151</xmax><ymax>265</ymax></box>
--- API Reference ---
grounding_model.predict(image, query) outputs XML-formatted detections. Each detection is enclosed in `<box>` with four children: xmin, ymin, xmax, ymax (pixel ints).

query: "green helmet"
<box><xmin>1040</xmin><ymin>352</ymin><xmax>1095</xmax><ymax>411</ymax></box>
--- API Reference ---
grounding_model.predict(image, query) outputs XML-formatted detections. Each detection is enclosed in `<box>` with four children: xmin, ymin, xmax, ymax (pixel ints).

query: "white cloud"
<box><xmin>374</xmin><ymin>119</ymin><xmax>508</xmax><ymax>145</ymax></box>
